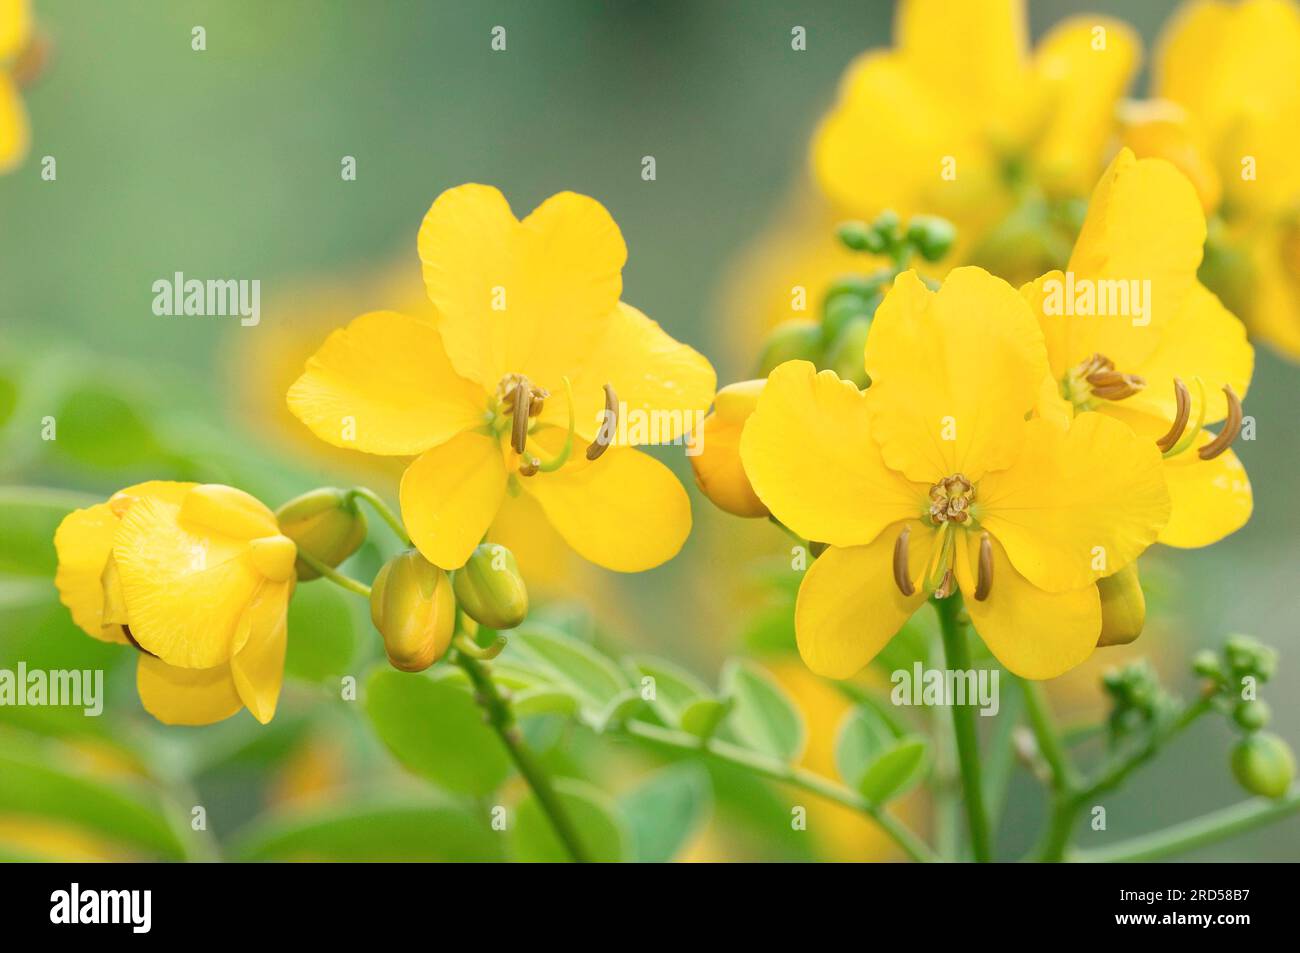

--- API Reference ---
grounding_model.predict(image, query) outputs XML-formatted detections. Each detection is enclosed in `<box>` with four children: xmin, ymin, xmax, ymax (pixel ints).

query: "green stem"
<box><xmin>297</xmin><ymin>550</ymin><xmax>372</xmax><ymax>598</ymax></box>
<box><xmin>1073</xmin><ymin>788</ymin><xmax>1300</xmax><ymax>863</ymax></box>
<box><xmin>347</xmin><ymin>486</ymin><xmax>411</xmax><ymax>545</ymax></box>
<box><xmin>1020</xmin><ymin>680</ymin><xmax>1080</xmax><ymax>792</ymax></box>
<box><xmin>622</xmin><ymin>721</ymin><xmax>937</xmax><ymax>863</ymax></box>
<box><xmin>456</xmin><ymin>652</ymin><xmax>592</xmax><ymax>864</ymax></box>
<box><xmin>934</xmin><ymin>596</ymin><xmax>992</xmax><ymax>862</ymax></box>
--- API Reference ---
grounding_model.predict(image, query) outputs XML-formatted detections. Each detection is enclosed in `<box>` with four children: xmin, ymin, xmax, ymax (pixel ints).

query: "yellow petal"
<box><xmin>1030</xmin><ymin>16</ymin><xmax>1140</xmax><ymax>197</ymax></box>
<box><xmin>113</xmin><ymin>496</ymin><xmax>262</xmax><ymax>668</ymax></box>
<box><xmin>976</xmin><ymin>413</ymin><xmax>1169</xmax><ymax>592</ymax></box>
<box><xmin>690</xmin><ymin>408</ymin><xmax>767</xmax><ymax>518</ymax></box>
<box><xmin>545</xmin><ymin>302</ymin><xmax>716</xmax><ymax>445</ymax></box>
<box><xmin>136</xmin><ymin>656</ymin><xmax>243</xmax><ymax>727</ymax></box>
<box><xmin>247</xmin><ymin>534</ymin><xmax>297</xmax><ymax>582</ymax></box>
<box><xmin>865</xmin><ymin>268</ymin><xmax>1050</xmax><ymax>482</ymax></box>
<box><xmin>418</xmin><ymin>184</ymin><xmax>626</xmax><ymax>391</ymax></box>
<box><xmin>53</xmin><ymin>502</ymin><xmax>125</xmax><ymax>642</ymax></box>
<box><xmin>400</xmin><ymin>430</ymin><xmax>508</xmax><ymax>570</ymax></box>
<box><xmin>714</xmin><ymin>378</ymin><xmax>766</xmax><ymax>422</ymax></box>
<box><xmin>793</xmin><ymin>520</ymin><xmax>931</xmax><ymax>679</ymax></box>
<box><xmin>1247</xmin><ymin>223</ymin><xmax>1300</xmax><ymax>360</ymax></box>
<box><xmin>230</xmin><ymin>581</ymin><xmax>291</xmax><ymax>724</ymax></box>
<box><xmin>523</xmin><ymin>447</ymin><xmax>691</xmax><ymax>572</ymax></box>
<box><xmin>1118</xmin><ymin>99</ymin><xmax>1222</xmax><ymax>212</ymax></box>
<box><xmin>739</xmin><ymin>360</ymin><xmax>926</xmax><ymax>547</ymax></box>
<box><xmin>0</xmin><ymin>0</ymin><xmax>33</xmax><ymax>62</ymax></box>
<box><xmin>0</xmin><ymin>72</ymin><xmax>29</xmax><ymax>174</ymax></box>
<box><xmin>180</xmin><ymin>483</ymin><xmax>279</xmax><ymax>541</ymax></box>
<box><xmin>953</xmin><ymin>532</ymin><xmax>1100</xmax><ymax>679</ymax></box>
<box><xmin>1159</xmin><ymin>440</ymin><xmax>1252</xmax><ymax>548</ymax></box>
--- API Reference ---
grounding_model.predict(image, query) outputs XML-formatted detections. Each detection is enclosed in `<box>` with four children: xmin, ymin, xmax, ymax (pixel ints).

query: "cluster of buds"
<box><xmin>1102</xmin><ymin>658</ymin><xmax>1175</xmax><ymax>739</ymax></box>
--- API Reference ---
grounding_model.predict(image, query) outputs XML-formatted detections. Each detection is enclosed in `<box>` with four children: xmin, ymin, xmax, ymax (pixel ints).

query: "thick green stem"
<box><xmin>297</xmin><ymin>550</ymin><xmax>372</xmax><ymax>598</ymax></box>
<box><xmin>934</xmin><ymin>596</ymin><xmax>992</xmax><ymax>862</ymax></box>
<box><xmin>347</xmin><ymin>486</ymin><xmax>411</xmax><ymax>545</ymax></box>
<box><xmin>622</xmin><ymin>721</ymin><xmax>937</xmax><ymax>863</ymax></box>
<box><xmin>456</xmin><ymin>652</ymin><xmax>591</xmax><ymax>863</ymax></box>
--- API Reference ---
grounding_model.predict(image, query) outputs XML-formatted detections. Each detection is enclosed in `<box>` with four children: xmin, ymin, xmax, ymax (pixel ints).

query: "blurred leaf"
<box><xmin>284</xmin><ymin>581</ymin><xmax>357</xmax><ymax>682</ymax></box>
<box><xmin>364</xmin><ymin>669</ymin><xmax>511</xmax><ymax>795</ymax></box>
<box><xmin>680</xmin><ymin>697</ymin><xmax>732</xmax><ymax>739</ymax></box>
<box><xmin>873</xmin><ymin>616</ymin><xmax>932</xmax><ymax>673</ymax></box>
<box><xmin>590</xmin><ymin>688</ymin><xmax>644</xmax><ymax>733</ymax></box>
<box><xmin>857</xmin><ymin>736</ymin><xmax>929</xmax><ymax>807</ymax></box>
<box><xmin>234</xmin><ymin>802</ymin><xmax>501</xmax><ymax>861</ymax></box>
<box><xmin>510</xmin><ymin>626</ymin><xmax>628</xmax><ymax>718</ymax></box>
<box><xmin>720</xmin><ymin>659</ymin><xmax>805</xmax><ymax>763</ymax></box>
<box><xmin>0</xmin><ymin>485</ymin><xmax>96</xmax><ymax>576</ymax></box>
<box><xmin>51</xmin><ymin>385</ymin><xmax>165</xmax><ymax>470</ymax></box>
<box><xmin>834</xmin><ymin>704</ymin><xmax>900</xmax><ymax>789</ymax></box>
<box><xmin>0</xmin><ymin>749</ymin><xmax>183</xmax><ymax>859</ymax></box>
<box><xmin>512</xmin><ymin>686</ymin><xmax>580</xmax><ymax>718</ymax></box>
<box><xmin>626</xmin><ymin>654</ymin><xmax>709</xmax><ymax>728</ymax></box>
<box><xmin>619</xmin><ymin>763</ymin><xmax>711</xmax><ymax>863</ymax></box>
<box><xmin>510</xmin><ymin>778</ymin><xmax>628</xmax><ymax>863</ymax></box>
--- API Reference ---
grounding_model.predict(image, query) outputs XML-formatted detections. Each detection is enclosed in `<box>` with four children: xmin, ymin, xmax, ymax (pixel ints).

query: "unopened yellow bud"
<box><xmin>690</xmin><ymin>379</ymin><xmax>768</xmax><ymax>518</ymax></box>
<box><xmin>275</xmin><ymin>488</ymin><xmax>367</xmax><ymax>581</ymax></box>
<box><xmin>1097</xmin><ymin>563</ymin><xmax>1145</xmax><ymax>647</ymax></box>
<box><xmin>453</xmin><ymin>544</ymin><xmax>529</xmax><ymax>631</ymax></box>
<box><xmin>370</xmin><ymin>550</ymin><xmax>455</xmax><ymax>672</ymax></box>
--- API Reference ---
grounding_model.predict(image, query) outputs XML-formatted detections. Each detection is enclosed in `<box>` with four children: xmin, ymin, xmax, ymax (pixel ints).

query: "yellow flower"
<box><xmin>691</xmin><ymin>379</ymin><xmax>768</xmax><ymax>518</ymax></box>
<box><xmin>1022</xmin><ymin>148</ymin><xmax>1254</xmax><ymax>548</ymax></box>
<box><xmin>812</xmin><ymin>0</ymin><xmax>1139</xmax><ymax>281</ymax></box>
<box><xmin>1124</xmin><ymin>0</ymin><xmax>1300</xmax><ymax>357</ymax></box>
<box><xmin>288</xmin><ymin>184</ymin><xmax>716</xmax><ymax>572</ymax></box>
<box><xmin>740</xmin><ymin>267</ymin><xmax>1170</xmax><ymax>680</ymax></box>
<box><xmin>0</xmin><ymin>0</ymin><xmax>35</xmax><ymax>174</ymax></box>
<box><xmin>53</xmin><ymin>482</ymin><xmax>297</xmax><ymax>725</ymax></box>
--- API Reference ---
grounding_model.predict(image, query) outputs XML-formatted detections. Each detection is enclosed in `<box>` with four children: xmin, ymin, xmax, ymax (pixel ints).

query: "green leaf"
<box><xmin>364</xmin><ymin>669</ymin><xmax>511</xmax><ymax>795</ymax></box>
<box><xmin>510</xmin><ymin>778</ymin><xmax>628</xmax><ymax>863</ymax></box>
<box><xmin>720</xmin><ymin>658</ymin><xmax>805</xmax><ymax>762</ymax></box>
<box><xmin>52</xmin><ymin>385</ymin><xmax>165</xmax><ymax>470</ymax></box>
<box><xmin>619</xmin><ymin>763</ymin><xmax>711</xmax><ymax>863</ymax></box>
<box><xmin>0</xmin><ymin>486</ymin><xmax>97</xmax><ymax>577</ymax></box>
<box><xmin>284</xmin><ymin>581</ymin><xmax>357</xmax><ymax>682</ymax></box>
<box><xmin>590</xmin><ymin>688</ymin><xmax>644</xmax><ymax>733</ymax></box>
<box><xmin>857</xmin><ymin>736</ymin><xmax>930</xmax><ymax>806</ymax></box>
<box><xmin>834</xmin><ymin>704</ymin><xmax>899</xmax><ymax>788</ymax></box>
<box><xmin>234</xmin><ymin>802</ymin><xmax>501</xmax><ymax>861</ymax></box>
<box><xmin>510</xmin><ymin>626</ymin><xmax>628</xmax><ymax>717</ymax></box>
<box><xmin>511</xmin><ymin>686</ymin><xmax>580</xmax><ymax>718</ymax></box>
<box><xmin>680</xmin><ymin>697</ymin><xmax>732</xmax><ymax>739</ymax></box>
<box><xmin>625</xmin><ymin>655</ymin><xmax>709</xmax><ymax>727</ymax></box>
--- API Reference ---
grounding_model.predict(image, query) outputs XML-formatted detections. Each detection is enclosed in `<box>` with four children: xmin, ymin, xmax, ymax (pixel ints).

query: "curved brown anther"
<box><xmin>1198</xmin><ymin>385</ymin><xmax>1242</xmax><ymax>461</ymax></box>
<box><xmin>933</xmin><ymin>569</ymin><xmax>955</xmax><ymax>600</ymax></box>
<box><xmin>892</xmin><ymin>526</ymin><xmax>915</xmax><ymax>597</ymax></box>
<box><xmin>585</xmin><ymin>383</ymin><xmax>619</xmax><ymax>461</ymax></box>
<box><xmin>1087</xmin><ymin>370</ymin><xmax>1146</xmax><ymax>401</ymax></box>
<box><xmin>1155</xmin><ymin>378</ymin><xmax>1191</xmax><ymax>453</ymax></box>
<box><xmin>974</xmin><ymin>532</ymin><xmax>993</xmax><ymax>602</ymax></box>
<box><xmin>518</xmin><ymin>455</ymin><xmax>540</xmax><ymax>477</ymax></box>
<box><xmin>510</xmin><ymin>383</ymin><xmax>531</xmax><ymax>455</ymax></box>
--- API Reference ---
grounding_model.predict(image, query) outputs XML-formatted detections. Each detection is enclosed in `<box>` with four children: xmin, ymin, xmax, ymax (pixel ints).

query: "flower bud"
<box><xmin>756</xmin><ymin>319</ymin><xmax>823</xmax><ymax>377</ymax></box>
<box><xmin>905</xmin><ymin>215</ymin><xmax>957</xmax><ymax>262</ymax></box>
<box><xmin>1096</xmin><ymin>564</ymin><xmax>1145</xmax><ymax>647</ymax></box>
<box><xmin>690</xmin><ymin>379</ymin><xmax>768</xmax><ymax>518</ymax></box>
<box><xmin>1233</xmin><ymin>700</ymin><xmax>1271</xmax><ymax>733</ymax></box>
<box><xmin>825</xmin><ymin>316</ymin><xmax>872</xmax><ymax>388</ymax></box>
<box><xmin>276</xmin><ymin>488</ymin><xmax>367</xmax><ymax>581</ymax></box>
<box><xmin>453</xmin><ymin>544</ymin><xmax>529</xmax><ymax>631</ymax></box>
<box><xmin>836</xmin><ymin>220</ymin><xmax>887</xmax><ymax>254</ymax></box>
<box><xmin>370</xmin><ymin>550</ymin><xmax>455</xmax><ymax>672</ymax></box>
<box><xmin>1231</xmin><ymin>733</ymin><xmax>1296</xmax><ymax>799</ymax></box>
<box><xmin>1191</xmin><ymin>649</ymin><xmax>1223</xmax><ymax>681</ymax></box>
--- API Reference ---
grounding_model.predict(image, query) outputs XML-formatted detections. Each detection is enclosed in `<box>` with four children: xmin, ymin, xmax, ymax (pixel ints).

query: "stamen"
<box><xmin>510</xmin><ymin>383</ymin><xmax>531</xmax><ymax>455</ymax></box>
<box><xmin>892</xmin><ymin>526</ymin><xmax>916</xmax><ymax>597</ymax></box>
<box><xmin>1198</xmin><ymin>385</ymin><xmax>1242</xmax><ymax>461</ymax></box>
<box><xmin>1087</xmin><ymin>370</ymin><xmax>1146</xmax><ymax>401</ymax></box>
<box><xmin>518</xmin><ymin>456</ymin><xmax>540</xmax><ymax>477</ymax></box>
<box><xmin>974</xmin><ymin>532</ymin><xmax>993</xmax><ymax>602</ymax></box>
<box><xmin>933</xmin><ymin>569</ymin><xmax>955</xmax><ymax>600</ymax></box>
<box><xmin>585</xmin><ymin>383</ymin><xmax>619</xmax><ymax>461</ymax></box>
<box><xmin>1155</xmin><ymin>377</ymin><xmax>1191</xmax><ymax>453</ymax></box>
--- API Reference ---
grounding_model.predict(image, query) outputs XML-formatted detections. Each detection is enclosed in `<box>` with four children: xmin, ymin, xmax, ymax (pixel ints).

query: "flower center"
<box><xmin>1063</xmin><ymin>353</ymin><xmax>1145</xmax><ymax>409</ymax></box>
<box><xmin>492</xmin><ymin>374</ymin><xmax>618</xmax><ymax>477</ymax></box>
<box><xmin>928</xmin><ymin>473</ymin><xmax>975</xmax><ymax>525</ymax></box>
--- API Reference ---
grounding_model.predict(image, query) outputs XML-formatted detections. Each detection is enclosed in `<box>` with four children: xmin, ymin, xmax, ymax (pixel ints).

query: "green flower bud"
<box><xmin>276</xmin><ymin>488</ymin><xmax>367</xmax><ymax>581</ymax></box>
<box><xmin>453</xmin><ymin>543</ymin><xmax>529</xmax><ymax>631</ymax></box>
<box><xmin>836</xmin><ymin>220</ymin><xmax>887</xmax><ymax>254</ymax></box>
<box><xmin>756</xmin><ymin>319</ymin><xmax>823</xmax><ymax>376</ymax></box>
<box><xmin>369</xmin><ymin>550</ymin><xmax>455</xmax><ymax>672</ymax></box>
<box><xmin>825</xmin><ymin>273</ymin><xmax>887</xmax><ymax>303</ymax></box>
<box><xmin>1233</xmin><ymin>700</ymin><xmax>1271</xmax><ymax>733</ymax></box>
<box><xmin>905</xmin><ymin>214</ymin><xmax>957</xmax><ymax>262</ymax></box>
<box><xmin>1231</xmin><ymin>733</ymin><xmax>1296</xmax><ymax>799</ymax></box>
<box><xmin>872</xmin><ymin>209</ymin><xmax>900</xmax><ymax>243</ymax></box>
<box><xmin>825</xmin><ymin>316</ymin><xmax>873</xmax><ymax>388</ymax></box>
<box><xmin>1224</xmin><ymin>634</ymin><xmax>1277</xmax><ymax>682</ymax></box>
<box><xmin>1191</xmin><ymin>649</ymin><xmax>1223</xmax><ymax>681</ymax></box>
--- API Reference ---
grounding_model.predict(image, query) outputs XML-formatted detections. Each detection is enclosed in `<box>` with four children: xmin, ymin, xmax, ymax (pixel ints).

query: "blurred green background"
<box><xmin>0</xmin><ymin>0</ymin><xmax>1295</xmax><ymax>861</ymax></box>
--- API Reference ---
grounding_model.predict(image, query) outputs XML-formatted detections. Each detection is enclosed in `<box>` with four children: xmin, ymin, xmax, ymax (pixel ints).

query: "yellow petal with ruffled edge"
<box><xmin>1160</xmin><ymin>440</ymin><xmax>1252</xmax><ymax>549</ymax></box>
<box><xmin>400</xmin><ymin>430</ymin><xmax>508</xmax><ymax>570</ymax></box>
<box><xmin>53</xmin><ymin>503</ymin><xmax>126</xmax><ymax>643</ymax></box>
<box><xmin>287</xmin><ymin>310</ymin><xmax>487</xmax><ymax>456</ymax></box>
<box><xmin>953</xmin><ymin>532</ymin><xmax>1100</xmax><ymax>679</ymax></box>
<box><xmin>976</xmin><ymin>413</ymin><xmax>1169</xmax><ymax>592</ymax></box>
<box><xmin>1119</xmin><ymin>99</ymin><xmax>1222</xmax><ymax>213</ymax></box>
<box><xmin>865</xmin><ymin>268</ymin><xmax>1049</xmax><ymax>483</ymax></box>
<box><xmin>418</xmin><ymin>185</ymin><xmax>626</xmax><ymax>393</ymax></box>
<box><xmin>545</xmin><ymin>302</ymin><xmax>716</xmax><ymax>445</ymax></box>
<box><xmin>230</xmin><ymin>581</ymin><xmax>291</xmax><ymax>724</ymax></box>
<box><xmin>0</xmin><ymin>72</ymin><xmax>29</xmax><ymax>175</ymax></box>
<box><xmin>794</xmin><ymin>519</ymin><xmax>933</xmax><ymax>679</ymax></box>
<box><xmin>523</xmin><ymin>447</ymin><xmax>691</xmax><ymax>572</ymax></box>
<box><xmin>136</xmin><ymin>656</ymin><xmax>243</xmax><ymax>727</ymax></box>
<box><xmin>740</xmin><ymin>360</ymin><xmax>926</xmax><ymax>547</ymax></box>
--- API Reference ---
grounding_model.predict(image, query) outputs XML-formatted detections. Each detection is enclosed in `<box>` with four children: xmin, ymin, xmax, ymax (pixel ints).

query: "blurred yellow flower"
<box><xmin>0</xmin><ymin>0</ymin><xmax>36</xmax><ymax>173</ymax></box>
<box><xmin>741</xmin><ymin>268</ymin><xmax>1169</xmax><ymax>680</ymax></box>
<box><xmin>54</xmin><ymin>482</ymin><xmax>296</xmax><ymax>725</ymax></box>
<box><xmin>289</xmin><ymin>183</ymin><xmax>716</xmax><ymax>572</ymax></box>
<box><xmin>1124</xmin><ymin>0</ymin><xmax>1300</xmax><ymax>358</ymax></box>
<box><xmin>1023</xmin><ymin>148</ymin><xmax>1254</xmax><ymax>549</ymax></box>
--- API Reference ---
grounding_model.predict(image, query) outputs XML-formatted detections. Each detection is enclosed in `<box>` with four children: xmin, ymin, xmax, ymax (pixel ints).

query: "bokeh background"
<box><xmin>1</xmin><ymin>0</ymin><xmax>1295</xmax><ymax>861</ymax></box>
